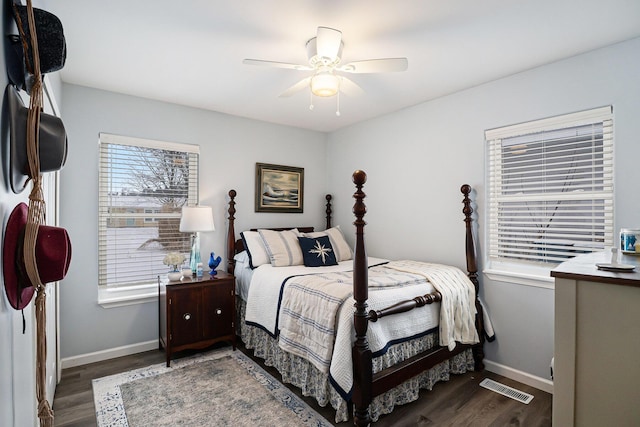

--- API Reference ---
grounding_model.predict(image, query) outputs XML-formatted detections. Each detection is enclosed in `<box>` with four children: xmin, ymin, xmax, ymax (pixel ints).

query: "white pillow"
<box><xmin>303</xmin><ymin>225</ymin><xmax>352</xmax><ymax>262</ymax></box>
<box><xmin>240</xmin><ymin>231</ymin><xmax>270</xmax><ymax>268</ymax></box>
<box><xmin>258</xmin><ymin>229</ymin><xmax>304</xmax><ymax>267</ymax></box>
<box><xmin>233</xmin><ymin>250</ymin><xmax>250</xmax><ymax>265</ymax></box>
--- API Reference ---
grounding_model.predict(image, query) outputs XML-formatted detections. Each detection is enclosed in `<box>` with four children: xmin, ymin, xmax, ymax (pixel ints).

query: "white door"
<box><xmin>42</xmin><ymin>171</ymin><xmax>60</xmax><ymax>402</ymax></box>
<box><xmin>42</xmin><ymin>77</ymin><xmax>62</xmax><ymax>402</ymax></box>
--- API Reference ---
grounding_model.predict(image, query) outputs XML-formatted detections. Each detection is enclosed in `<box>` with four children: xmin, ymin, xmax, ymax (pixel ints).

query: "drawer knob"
<box><xmin>183</xmin><ymin>313</ymin><xmax>191</xmax><ymax>320</ymax></box>
<box><xmin>216</xmin><ymin>309</ymin><xmax>222</xmax><ymax>315</ymax></box>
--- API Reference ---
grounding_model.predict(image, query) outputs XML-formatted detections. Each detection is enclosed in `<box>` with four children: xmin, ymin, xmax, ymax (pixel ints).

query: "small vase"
<box><xmin>167</xmin><ymin>271</ymin><xmax>182</xmax><ymax>282</ymax></box>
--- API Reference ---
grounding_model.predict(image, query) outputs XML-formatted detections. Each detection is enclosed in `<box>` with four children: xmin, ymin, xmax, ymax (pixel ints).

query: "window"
<box><xmin>487</xmin><ymin>106</ymin><xmax>613</xmax><ymax>268</ymax></box>
<box><xmin>98</xmin><ymin>133</ymin><xmax>199</xmax><ymax>305</ymax></box>
<box><xmin>144</xmin><ymin>208</ymin><xmax>160</xmax><ymax>223</ymax></box>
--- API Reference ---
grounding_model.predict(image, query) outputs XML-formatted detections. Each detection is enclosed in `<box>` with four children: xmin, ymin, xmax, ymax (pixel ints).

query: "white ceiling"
<box><xmin>43</xmin><ymin>0</ymin><xmax>640</xmax><ymax>133</ymax></box>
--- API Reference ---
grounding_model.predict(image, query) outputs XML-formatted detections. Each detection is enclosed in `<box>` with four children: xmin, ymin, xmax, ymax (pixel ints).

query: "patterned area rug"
<box><xmin>92</xmin><ymin>348</ymin><xmax>332</xmax><ymax>426</ymax></box>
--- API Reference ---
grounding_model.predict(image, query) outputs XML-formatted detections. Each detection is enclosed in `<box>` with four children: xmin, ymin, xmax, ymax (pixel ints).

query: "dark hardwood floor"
<box><xmin>53</xmin><ymin>343</ymin><xmax>552</xmax><ymax>426</ymax></box>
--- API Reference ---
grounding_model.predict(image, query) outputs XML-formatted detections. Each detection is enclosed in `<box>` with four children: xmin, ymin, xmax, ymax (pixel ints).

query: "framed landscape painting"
<box><xmin>255</xmin><ymin>163</ymin><xmax>304</xmax><ymax>213</ymax></box>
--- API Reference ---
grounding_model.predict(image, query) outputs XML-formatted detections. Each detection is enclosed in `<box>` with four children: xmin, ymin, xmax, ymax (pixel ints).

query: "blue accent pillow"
<box><xmin>298</xmin><ymin>236</ymin><xmax>338</xmax><ymax>267</ymax></box>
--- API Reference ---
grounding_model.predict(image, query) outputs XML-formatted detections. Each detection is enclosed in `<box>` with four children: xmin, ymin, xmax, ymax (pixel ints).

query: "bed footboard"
<box><xmin>462</xmin><ymin>184</ymin><xmax>485</xmax><ymax>371</ymax></box>
<box><xmin>351</xmin><ymin>171</ymin><xmax>372</xmax><ymax>426</ymax></box>
<box><xmin>351</xmin><ymin>170</ymin><xmax>484</xmax><ymax>426</ymax></box>
<box><xmin>367</xmin><ymin>291</ymin><xmax>442</xmax><ymax>322</ymax></box>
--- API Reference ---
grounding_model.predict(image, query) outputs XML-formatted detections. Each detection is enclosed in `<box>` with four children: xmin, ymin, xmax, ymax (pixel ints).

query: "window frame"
<box><xmin>484</xmin><ymin>106</ymin><xmax>614</xmax><ymax>285</ymax></box>
<box><xmin>97</xmin><ymin>133</ymin><xmax>200</xmax><ymax>307</ymax></box>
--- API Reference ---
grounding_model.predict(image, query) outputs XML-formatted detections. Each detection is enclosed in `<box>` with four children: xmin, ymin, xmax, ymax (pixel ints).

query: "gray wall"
<box><xmin>326</xmin><ymin>37</ymin><xmax>640</xmax><ymax>385</ymax></box>
<box><xmin>59</xmin><ymin>84</ymin><xmax>326</xmax><ymax>359</ymax></box>
<box><xmin>57</xmin><ymin>36</ymin><xmax>640</xmax><ymax>390</ymax></box>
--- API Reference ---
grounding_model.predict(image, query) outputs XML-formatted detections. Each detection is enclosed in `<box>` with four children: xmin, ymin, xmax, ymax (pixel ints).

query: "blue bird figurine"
<box><xmin>208</xmin><ymin>252</ymin><xmax>222</xmax><ymax>276</ymax></box>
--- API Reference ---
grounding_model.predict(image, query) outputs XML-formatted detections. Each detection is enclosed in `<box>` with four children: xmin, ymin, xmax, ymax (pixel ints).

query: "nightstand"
<box><xmin>159</xmin><ymin>271</ymin><xmax>236</xmax><ymax>367</ymax></box>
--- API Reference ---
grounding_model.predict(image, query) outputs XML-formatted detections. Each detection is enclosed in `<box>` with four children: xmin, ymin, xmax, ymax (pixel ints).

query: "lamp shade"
<box><xmin>179</xmin><ymin>206</ymin><xmax>215</xmax><ymax>232</ymax></box>
<box><xmin>311</xmin><ymin>71</ymin><xmax>339</xmax><ymax>97</ymax></box>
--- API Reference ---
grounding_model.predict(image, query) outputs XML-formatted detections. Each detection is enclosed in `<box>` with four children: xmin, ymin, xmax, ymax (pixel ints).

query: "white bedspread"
<box><xmin>244</xmin><ymin>258</ymin><xmax>479</xmax><ymax>397</ymax></box>
<box><xmin>329</xmin><ymin>272</ymin><xmax>440</xmax><ymax>395</ymax></box>
<box><xmin>244</xmin><ymin>259</ymin><xmax>388</xmax><ymax>335</ymax></box>
<box><xmin>278</xmin><ymin>266</ymin><xmax>428</xmax><ymax>374</ymax></box>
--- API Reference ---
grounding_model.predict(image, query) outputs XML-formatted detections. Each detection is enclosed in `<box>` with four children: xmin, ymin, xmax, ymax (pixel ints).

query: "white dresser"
<box><xmin>551</xmin><ymin>251</ymin><xmax>640</xmax><ymax>427</ymax></box>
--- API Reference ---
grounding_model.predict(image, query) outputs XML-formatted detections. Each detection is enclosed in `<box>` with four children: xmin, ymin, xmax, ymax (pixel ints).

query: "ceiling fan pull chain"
<box><xmin>336</xmin><ymin>91</ymin><xmax>341</xmax><ymax>116</ymax></box>
<box><xmin>309</xmin><ymin>89</ymin><xmax>314</xmax><ymax>111</ymax></box>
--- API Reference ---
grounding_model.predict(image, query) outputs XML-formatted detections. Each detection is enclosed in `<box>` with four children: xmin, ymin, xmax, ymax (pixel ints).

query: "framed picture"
<box><xmin>255</xmin><ymin>163</ymin><xmax>304</xmax><ymax>213</ymax></box>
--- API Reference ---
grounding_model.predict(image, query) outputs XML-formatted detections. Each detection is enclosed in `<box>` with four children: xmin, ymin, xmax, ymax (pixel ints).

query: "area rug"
<box><xmin>92</xmin><ymin>348</ymin><xmax>332</xmax><ymax>426</ymax></box>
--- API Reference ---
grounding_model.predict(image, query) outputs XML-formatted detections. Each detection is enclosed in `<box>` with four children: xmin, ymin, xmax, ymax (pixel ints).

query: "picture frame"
<box><xmin>255</xmin><ymin>163</ymin><xmax>304</xmax><ymax>213</ymax></box>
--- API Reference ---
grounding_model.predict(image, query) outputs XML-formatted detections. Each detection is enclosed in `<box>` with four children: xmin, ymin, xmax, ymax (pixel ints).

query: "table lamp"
<box><xmin>179</xmin><ymin>205</ymin><xmax>215</xmax><ymax>275</ymax></box>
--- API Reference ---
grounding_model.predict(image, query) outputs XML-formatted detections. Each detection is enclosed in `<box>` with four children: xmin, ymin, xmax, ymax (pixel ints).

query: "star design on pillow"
<box><xmin>309</xmin><ymin>240</ymin><xmax>333</xmax><ymax>264</ymax></box>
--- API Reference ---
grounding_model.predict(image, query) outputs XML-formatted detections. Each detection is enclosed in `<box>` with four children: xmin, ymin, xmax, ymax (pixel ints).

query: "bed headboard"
<box><xmin>225</xmin><ymin>189</ymin><xmax>333</xmax><ymax>274</ymax></box>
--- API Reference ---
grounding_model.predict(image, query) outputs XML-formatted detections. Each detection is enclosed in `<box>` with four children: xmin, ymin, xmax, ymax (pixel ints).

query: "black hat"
<box><xmin>8</xmin><ymin>1</ymin><xmax>67</xmax><ymax>91</ymax></box>
<box><xmin>6</xmin><ymin>84</ymin><xmax>68</xmax><ymax>194</ymax></box>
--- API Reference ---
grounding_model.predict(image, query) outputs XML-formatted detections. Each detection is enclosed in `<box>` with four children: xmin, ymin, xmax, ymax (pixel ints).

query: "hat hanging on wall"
<box><xmin>6</xmin><ymin>84</ymin><xmax>68</xmax><ymax>194</ymax></box>
<box><xmin>7</xmin><ymin>0</ymin><xmax>67</xmax><ymax>92</ymax></box>
<box><xmin>3</xmin><ymin>203</ymin><xmax>72</xmax><ymax>310</ymax></box>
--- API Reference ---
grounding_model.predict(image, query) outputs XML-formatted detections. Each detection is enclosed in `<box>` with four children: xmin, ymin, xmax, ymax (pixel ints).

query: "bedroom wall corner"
<box><xmin>326</xmin><ymin>36</ymin><xmax>640</xmax><ymax>388</ymax></box>
<box><xmin>58</xmin><ymin>83</ymin><xmax>328</xmax><ymax>362</ymax></box>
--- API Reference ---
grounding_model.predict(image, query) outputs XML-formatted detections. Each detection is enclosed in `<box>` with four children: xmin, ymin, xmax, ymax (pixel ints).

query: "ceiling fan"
<box><xmin>243</xmin><ymin>27</ymin><xmax>408</xmax><ymax>113</ymax></box>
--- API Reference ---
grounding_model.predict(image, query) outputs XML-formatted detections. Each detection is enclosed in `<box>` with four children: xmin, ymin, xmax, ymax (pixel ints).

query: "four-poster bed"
<box><xmin>225</xmin><ymin>170</ymin><xmax>485</xmax><ymax>424</ymax></box>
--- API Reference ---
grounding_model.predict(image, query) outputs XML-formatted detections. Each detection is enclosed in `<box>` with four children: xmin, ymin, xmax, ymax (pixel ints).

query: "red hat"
<box><xmin>3</xmin><ymin>203</ymin><xmax>71</xmax><ymax>310</ymax></box>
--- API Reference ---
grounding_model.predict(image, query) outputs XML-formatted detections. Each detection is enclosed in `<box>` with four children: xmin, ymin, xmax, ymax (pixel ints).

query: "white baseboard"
<box><xmin>484</xmin><ymin>359</ymin><xmax>554</xmax><ymax>394</ymax></box>
<box><xmin>60</xmin><ymin>343</ymin><xmax>555</xmax><ymax>396</ymax></box>
<box><xmin>61</xmin><ymin>340</ymin><xmax>159</xmax><ymax>369</ymax></box>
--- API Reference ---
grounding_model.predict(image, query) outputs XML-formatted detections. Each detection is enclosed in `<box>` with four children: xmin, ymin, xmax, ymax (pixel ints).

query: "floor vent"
<box><xmin>479</xmin><ymin>378</ymin><xmax>534</xmax><ymax>404</ymax></box>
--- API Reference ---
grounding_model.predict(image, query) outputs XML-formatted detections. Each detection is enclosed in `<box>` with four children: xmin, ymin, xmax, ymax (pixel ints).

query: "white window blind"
<box><xmin>98</xmin><ymin>133</ymin><xmax>200</xmax><ymax>288</ymax></box>
<box><xmin>487</xmin><ymin>106</ymin><xmax>613</xmax><ymax>265</ymax></box>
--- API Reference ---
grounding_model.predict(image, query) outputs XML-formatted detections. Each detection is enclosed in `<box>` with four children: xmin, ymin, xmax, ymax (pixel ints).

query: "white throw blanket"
<box><xmin>384</xmin><ymin>260</ymin><xmax>479</xmax><ymax>350</ymax></box>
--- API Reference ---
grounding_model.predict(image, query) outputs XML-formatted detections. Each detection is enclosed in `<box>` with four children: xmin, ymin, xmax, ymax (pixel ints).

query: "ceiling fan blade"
<box><xmin>338</xmin><ymin>58</ymin><xmax>408</xmax><ymax>73</ymax></box>
<box><xmin>243</xmin><ymin>59</ymin><xmax>312</xmax><ymax>71</ymax></box>
<box><xmin>338</xmin><ymin>76</ymin><xmax>364</xmax><ymax>97</ymax></box>
<box><xmin>316</xmin><ymin>27</ymin><xmax>342</xmax><ymax>61</ymax></box>
<box><xmin>278</xmin><ymin>77</ymin><xmax>312</xmax><ymax>97</ymax></box>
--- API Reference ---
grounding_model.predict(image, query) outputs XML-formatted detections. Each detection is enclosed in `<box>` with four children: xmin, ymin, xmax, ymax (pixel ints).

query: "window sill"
<box><xmin>98</xmin><ymin>283</ymin><xmax>158</xmax><ymax>308</ymax></box>
<box><xmin>484</xmin><ymin>262</ymin><xmax>556</xmax><ymax>290</ymax></box>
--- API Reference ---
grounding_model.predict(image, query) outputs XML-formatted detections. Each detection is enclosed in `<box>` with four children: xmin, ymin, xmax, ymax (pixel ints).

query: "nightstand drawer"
<box><xmin>169</xmin><ymin>287</ymin><xmax>201</xmax><ymax>346</ymax></box>
<box><xmin>202</xmin><ymin>282</ymin><xmax>234</xmax><ymax>340</ymax></box>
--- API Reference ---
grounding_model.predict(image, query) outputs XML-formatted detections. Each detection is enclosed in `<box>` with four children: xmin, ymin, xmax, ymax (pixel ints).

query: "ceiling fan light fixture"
<box><xmin>311</xmin><ymin>71</ymin><xmax>340</xmax><ymax>97</ymax></box>
<box><xmin>306</xmin><ymin>36</ymin><xmax>343</xmax><ymax>67</ymax></box>
<box><xmin>244</xmin><ymin>26</ymin><xmax>408</xmax><ymax>111</ymax></box>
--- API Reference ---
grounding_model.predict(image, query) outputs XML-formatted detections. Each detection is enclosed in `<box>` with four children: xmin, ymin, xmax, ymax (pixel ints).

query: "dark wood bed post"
<box><xmin>461</xmin><ymin>184</ymin><xmax>485</xmax><ymax>371</ymax></box>
<box><xmin>227</xmin><ymin>189</ymin><xmax>237</xmax><ymax>275</ymax></box>
<box><xmin>352</xmin><ymin>170</ymin><xmax>372</xmax><ymax>427</ymax></box>
<box><xmin>325</xmin><ymin>194</ymin><xmax>333</xmax><ymax>229</ymax></box>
